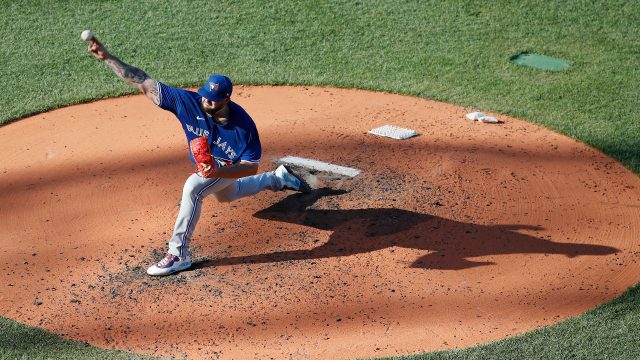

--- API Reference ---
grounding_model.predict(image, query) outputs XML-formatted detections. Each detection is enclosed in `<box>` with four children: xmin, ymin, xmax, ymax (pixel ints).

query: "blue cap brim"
<box><xmin>198</xmin><ymin>87</ymin><xmax>227</xmax><ymax>102</ymax></box>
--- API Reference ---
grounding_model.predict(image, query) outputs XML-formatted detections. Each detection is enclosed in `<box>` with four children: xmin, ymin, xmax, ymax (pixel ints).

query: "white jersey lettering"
<box><xmin>186</xmin><ymin>124</ymin><xmax>209</xmax><ymax>137</ymax></box>
<box><xmin>212</xmin><ymin>136</ymin><xmax>238</xmax><ymax>160</ymax></box>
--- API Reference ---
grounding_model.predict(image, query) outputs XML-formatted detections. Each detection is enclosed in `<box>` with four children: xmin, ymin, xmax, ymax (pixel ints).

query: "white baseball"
<box><xmin>80</xmin><ymin>30</ymin><xmax>94</xmax><ymax>41</ymax></box>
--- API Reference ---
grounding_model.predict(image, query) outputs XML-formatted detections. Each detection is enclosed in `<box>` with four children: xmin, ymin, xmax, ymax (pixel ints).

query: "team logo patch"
<box><xmin>209</xmin><ymin>82</ymin><xmax>219</xmax><ymax>91</ymax></box>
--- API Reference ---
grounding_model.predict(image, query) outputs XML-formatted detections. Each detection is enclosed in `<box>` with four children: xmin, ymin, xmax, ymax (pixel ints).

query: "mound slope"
<box><xmin>1</xmin><ymin>86</ymin><xmax>639</xmax><ymax>359</ymax></box>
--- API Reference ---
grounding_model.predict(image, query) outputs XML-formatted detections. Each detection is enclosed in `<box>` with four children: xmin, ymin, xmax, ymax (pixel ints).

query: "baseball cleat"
<box><xmin>274</xmin><ymin>164</ymin><xmax>310</xmax><ymax>193</ymax></box>
<box><xmin>147</xmin><ymin>253</ymin><xmax>191</xmax><ymax>276</ymax></box>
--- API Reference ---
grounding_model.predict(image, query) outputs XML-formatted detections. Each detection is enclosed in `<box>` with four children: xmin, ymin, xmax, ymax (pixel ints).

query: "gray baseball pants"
<box><xmin>168</xmin><ymin>172</ymin><xmax>283</xmax><ymax>258</ymax></box>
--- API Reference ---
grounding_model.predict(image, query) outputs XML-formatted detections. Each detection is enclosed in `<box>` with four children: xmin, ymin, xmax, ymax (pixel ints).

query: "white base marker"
<box><xmin>368</xmin><ymin>124</ymin><xmax>418</xmax><ymax>140</ymax></box>
<box><xmin>279</xmin><ymin>156</ymin><xmax>361</xmax><ymax>178</ymax></box>
<box><xmin>466</xmin><ymin>112</ymin><xmax>501</xmax><ymax>123</ymax></box>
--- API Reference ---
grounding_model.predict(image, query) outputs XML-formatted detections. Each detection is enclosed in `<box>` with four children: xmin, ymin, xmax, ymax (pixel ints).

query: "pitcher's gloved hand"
<box><xmin>189</xmin><ymin>136</ymin><xmax>216</xmax><ymax>177</ymax></box>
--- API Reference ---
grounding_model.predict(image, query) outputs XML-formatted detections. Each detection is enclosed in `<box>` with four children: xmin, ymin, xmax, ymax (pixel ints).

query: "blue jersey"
<box><xmin>156</xmin><ymin>81</ymin><xmax>261</xmax><ymax>165</ymax></box>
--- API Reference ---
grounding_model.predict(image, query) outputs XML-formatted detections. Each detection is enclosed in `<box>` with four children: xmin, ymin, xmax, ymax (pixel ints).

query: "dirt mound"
<box><xmin>1</xmin><ymin>86</ymin><xmax>639</xmax><ymax>359</ymax></box>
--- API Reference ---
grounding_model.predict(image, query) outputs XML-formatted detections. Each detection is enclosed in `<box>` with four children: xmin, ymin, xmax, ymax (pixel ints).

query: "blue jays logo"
<box><xmin>209</xmin><ymin>82</ymin><xmax>219</xmax><ymax>91</ymax></box>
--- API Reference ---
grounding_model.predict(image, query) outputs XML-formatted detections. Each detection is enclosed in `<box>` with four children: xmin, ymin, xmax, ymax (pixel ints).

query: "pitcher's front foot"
<box><xmin>147</xmin><ymin>253</ymin><xmax>192</xmax><ymax>276</ymax></box>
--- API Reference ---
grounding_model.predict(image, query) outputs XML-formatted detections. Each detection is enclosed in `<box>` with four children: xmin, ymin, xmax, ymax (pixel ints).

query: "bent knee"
<box><xmin>182</xmin><ymin>175</ymin><xmax>214</xmax><ymax>200</ymax></box>
<box><xmin>182</xmin><ymin>183</ymin><xmax>201</xmax><ymax>200</ymax></box>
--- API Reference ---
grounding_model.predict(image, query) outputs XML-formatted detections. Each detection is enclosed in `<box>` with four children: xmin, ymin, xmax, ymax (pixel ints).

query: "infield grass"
<box><xmin>387</xmin><ymin>283</ymin><xmax>640</xmax><ymax>359</ymax></box>
<box><xmin>0</xmin><ymin>0</ymin><xmax>638</xmax><ymax>359</ymax></box>
<box><xmin>0</xmin><ymin>317</ymin><xmax>159</xmax><ymax>360</ymax></box>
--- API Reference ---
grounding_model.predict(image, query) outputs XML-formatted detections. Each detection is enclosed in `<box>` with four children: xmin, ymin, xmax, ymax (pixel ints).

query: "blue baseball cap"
<box><xmin>198</xmin><ymin>74</ymin><xmax>233</xmax><ymax>101</ymax></box>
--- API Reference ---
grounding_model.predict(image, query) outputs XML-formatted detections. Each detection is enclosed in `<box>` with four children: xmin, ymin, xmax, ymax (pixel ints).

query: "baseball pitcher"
<box><xmin>86</xmin><ymin>33</ymin><xmax>308</xmax><ymax>276</ymax></box>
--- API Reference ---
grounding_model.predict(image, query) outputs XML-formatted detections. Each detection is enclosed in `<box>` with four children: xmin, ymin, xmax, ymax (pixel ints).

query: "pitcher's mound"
<box><xmin>1</xmin><ymin>86</ymin><xmax>639</xmax><ymax>359</ymax></box>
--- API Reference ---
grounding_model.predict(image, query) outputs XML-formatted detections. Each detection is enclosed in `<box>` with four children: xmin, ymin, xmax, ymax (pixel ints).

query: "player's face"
<box><xmin>200</xmin><ymin>97</ymin><xmax>229</xmax><ymax>115</ymax></box>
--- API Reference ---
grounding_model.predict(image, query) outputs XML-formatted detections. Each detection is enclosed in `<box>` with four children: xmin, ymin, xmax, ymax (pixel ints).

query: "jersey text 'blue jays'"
<box><xmin>156</xmin><ymin>81</ymin><xmax>261</xmax><ymax>165</ymax></box>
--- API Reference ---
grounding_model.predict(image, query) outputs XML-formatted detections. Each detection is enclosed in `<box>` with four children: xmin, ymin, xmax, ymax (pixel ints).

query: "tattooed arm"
<box><xmin>87</xmin><ymin>37</ymin><xmax>159</xmax><ymax>105</ymax></box>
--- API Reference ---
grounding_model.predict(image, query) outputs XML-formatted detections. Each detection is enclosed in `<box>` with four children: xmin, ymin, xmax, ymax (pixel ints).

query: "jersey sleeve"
<box><xmin>156</xmin><ymin>81</ymin><xmax>185</xmax><ymax>113</ymax></box>
<box><xmin>240</xmin><ymin>132</ymin><xmax>262</xmax><ymax>164</ymax></box>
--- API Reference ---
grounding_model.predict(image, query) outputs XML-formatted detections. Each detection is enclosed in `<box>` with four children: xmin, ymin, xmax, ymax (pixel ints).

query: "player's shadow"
<box><xmin>200</xmin><ymin>188</ymin><xmax>618</xmax><ymax>270</ymax></box>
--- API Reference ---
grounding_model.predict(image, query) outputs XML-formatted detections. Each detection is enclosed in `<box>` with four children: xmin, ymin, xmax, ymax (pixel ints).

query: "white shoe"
<box><xmin>274</xmin><ymin>164</ymin><xmax>310</xmax><ymax>192</ymax></box>
<box><xmin>147</xmin><ymin>253</ymin><xmax>191</xmax><ymax>276</ymax></box>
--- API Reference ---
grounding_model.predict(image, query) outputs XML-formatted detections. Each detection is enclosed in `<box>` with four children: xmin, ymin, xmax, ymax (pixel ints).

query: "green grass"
<box><xmin>0</xmin><ymin>0</ymin><xmax>638</xmax><ymax>359</ymax></box>
<box><xmin>1</xmin><ymin>0</ymin><xmax>639</xmax><ymax>171</ymax></box>
<box><xmin>385</xmin><ymin>283</ymin><xmax>640</xmax><ymax>359</ymax></box>
<box><xmin>0</xmin><ymin>317</ymin><xmax>159</xmax><ymax>360</ymax></box>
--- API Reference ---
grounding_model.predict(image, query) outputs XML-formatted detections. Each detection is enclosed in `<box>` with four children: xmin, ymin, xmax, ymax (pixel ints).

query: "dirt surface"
<box><xmin>1</xmin><ymin>86</ymin><xmax>639</xmax><ymax>360</ymax></box>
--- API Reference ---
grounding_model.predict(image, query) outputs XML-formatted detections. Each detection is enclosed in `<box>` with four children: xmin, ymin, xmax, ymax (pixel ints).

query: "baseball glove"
<box><xmin>189</xmin><ymin>136</ymin><xmax>216</xmax><ymax>177</ymax></box>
